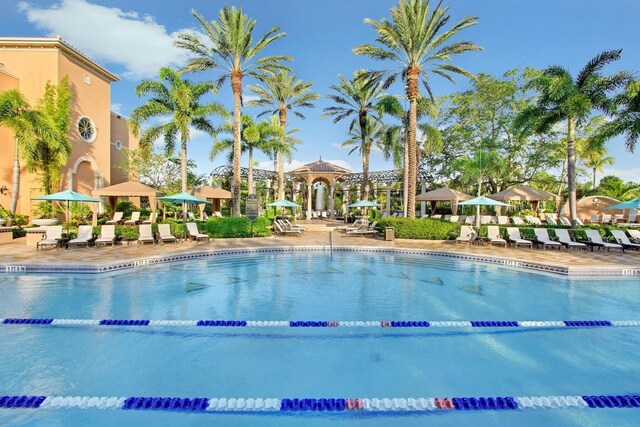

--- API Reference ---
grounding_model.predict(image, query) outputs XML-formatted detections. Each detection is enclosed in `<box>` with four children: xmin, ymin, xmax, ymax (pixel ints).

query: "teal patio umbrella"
<box><xmin>32</xmin><ymin>189</ymin><xmax>103</xmax><ymax>232</ymax></box>
<box><xmin>348</xmin><ymin>200</ymin><xmax>381</xmax><ymax>208</ymax></box>
<box><xmin>268</xmin><ymin>199</ymin><xmax>301</xmax><ymax>217</ymax></box>
<box><xmin>158</xmin><ymin>192</ymin><xmax>211</xmax><ymax>222</ymax></box>
<box><xmin>605</xmin><ymin>198</ymin><xmax>640</xmax><ymax>210</ymax></box>
<box><xmin>458</xmin><ymin>196</ymin><xmax>511</xmax><ymax>227</ymax></box>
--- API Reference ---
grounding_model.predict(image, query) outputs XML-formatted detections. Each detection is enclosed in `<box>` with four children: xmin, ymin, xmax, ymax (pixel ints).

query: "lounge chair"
<box><xmin>321</xmin><ymin>211</ymin><xmax>328</xmax><ymax>219</ymax></box>
<box><xmin>533</xmin><ymin>228</ymin><xmax>562</xmax><ymax>250</ymax></box>
<box><xmin>106</xmin><ymin>212</ymin><xmax>124</xmax><ymax>225</ymax></box>
<box><xmin>347</xmin><ymin>221</ymin><xmax>378</xmax><ymax>237</ymax></box>
<box><xmin>628</xmin><ymin>213</ymin><xmax>638</xmax><ymax>224</ymax></box>
<box><xmin>554</xmin><ymin>229</ymin><xmax>587</xmax><ymax>250</ymax></box>
<box><xmin>202</xmin><ymin>212</ymin><xmax>209</xmax><ymax>220</ymax></box>
<box><xmin>186</xmin><ymin>222</ymin><xmax>209</xmax><ymax>242</ymax></box>
<box><xmin>487</xmin><ymin>226</ymin><xmax>507</xmax><ymax>247</ymax></box>
<box><xmin>431</xmin><ymin>214</ymin><xmax>442</xmax><ymax>219</ymax></box>
<box><xmin>382</xmin><ymin>212</ymin><xmax>390</xmax><ymax>218</ymax></box>
<box><xmin>545</xmin><ymin>216</ymin><xmax>558</xmax><ymax>226</ymax></box>
<box><xmin>449</xmin><ymin>215</ymin><xmax>459</xmax><ymax>223</ymax></box>
<box><xmin>613</xmin><ymin>214</ymin><xmax>624</xmax><ymax>224</ymax></box>
<box><xmin>187</xmin><ymin>212</ymin><xmax>197</xmax><ymax>221</ymax></box>
<box><xmin>443</xmin><ymin>215</ymin><xmax>452</xmax><ymax>221</ymax></box>
<box><xmin>511</xmin><ymin>217</ymin><xmax>525</xmax><ymax>225</ymax></box>
<box><xmin>312</xmin><ymin>211</ymin><xmax>319</xmax><ymax>219</ymax></box>
<box><xmin>36</xmin><ymin>226</ymin><xmax>63</xmax><ymax>250</ymax></box>
<box><xmin>575</xmin><ymin>218</ymin><xmax>585</xmax><ymax>226</ymax></box>
<box><xmin>506</xmin><ymin>227</ymin><xmax>533</xmax><ymax>248</ymax></box>
<box><xmin>609</xmin><ymin>230</ymin><xmax>640</xmax><ymax>251</ymax></box>
<box><xmin>95</xmin><ymin>225</ymin><xmax>116</xmax><ymax>246</ymax></box>
<box><xmin>142</xmin><ymin>212</ymin><xmax>156</xmax><ymax>224</ymax></box>
<box><xmin>274</xmin><ymin>221</ymin><xmax>301</xmax><ymax>236</ymax></box>
<box><xmin>420</xmin><ymin>214</ymin><xmax>429</xmax><ymax>219</ymax></box>
<box><xmin>213</xmin><ymin>211</ymin><xmax>223</xmax><ymax>218</ymax></box>
<box><xmin>68</xmin><ymin>225</ymin><xmax>95</xmax><ymax>247</ymax></box>
<box><xmin>627</xmin><ymin>229</ymin><xmax>640</xmax><ymax>243</ymax></box>
<box><xmin>157</xmin><ymin>223</ymin><xmax>177</xmax><ymax>244</ymax></box>
<box><xmin>558</xmin><ymin>217</ymin><xmax>571</xmax><ymax>226</ymax></box>
<box><xmin>525</xmin><ymin>215</ymin><xmax>542</xmax><ymax>225</ymax></box>
<box><xmin>481</xmin><ymin>215</ymin><xmax>492</xmax><ymax>225</ymax></box>
<box><xmin>337</xmin><ymin>219</ymin><xmax>366</xmax><ymax>232</ymax></box>
<box><xmin>138</xmin><ymin>224</ymin><xmax>155</xmax><ymax>245</ymax></box>
<box><xmin>601</xmin><ymin>214</ymin><xmax>613</xmax><ymax>224</ymax></box>
<box><xmin>124</xmin><ymin>211</ymin><xmax>141</xmax><ymax>226</ymax></box>
<box><xmin>497</xmin><ymin>216</ymin><xmax>509</xmax><ymax>225</ymax></box>
<box><xmin>456</xmin><ymin>225</ymin><xmax>477</xmax><ymax>244</ymax></box>
<box><xmin>590</xmin><ymin>214</ymin><xmax>600</xmax><ymax>224</ymax></box>
<box><xmin>584</xmin><ymin>229</ymin><xmax>623</xmax><ymax>252</ymax></box>
<box><xmin>465</xmin><ymin>216</ymin><xmax>476</xmax><ymax>225</ymax></box>
<box><xmin>283</xmin><ymin>219</ymin><xmax>306</xmax><ymax>231</ymax></box>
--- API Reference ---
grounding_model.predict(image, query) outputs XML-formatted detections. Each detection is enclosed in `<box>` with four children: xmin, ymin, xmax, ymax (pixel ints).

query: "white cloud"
<box><xmin>18</xmin><ymin>0</ymin><xmax>195</xmax><ymax>79</ymax></box>
<box><xmin>110</xmin><ymin>103</ymin><xmax>123</xmax><ymax>115</ymax></box>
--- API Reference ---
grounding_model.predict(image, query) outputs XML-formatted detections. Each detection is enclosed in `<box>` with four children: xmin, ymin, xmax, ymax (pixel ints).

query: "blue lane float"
<box><xmin>2</xmin><ymin>318</ymin><xmax>53</xmax><ymax>325</ymax></box>
<box><xmin>99</xmin><ymin>319</ymin><xmax>150</xmax><ymax>326</ymax></box>
<box><xmin>3</xmin><ymin>394</ymin><xmax>640</xmax><ymax>413</ymax></box>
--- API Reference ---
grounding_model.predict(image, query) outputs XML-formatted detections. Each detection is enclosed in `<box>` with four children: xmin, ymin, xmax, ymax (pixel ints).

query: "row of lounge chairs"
<box><xmin>424</xmin><ymin>214</ymin><xmax>585</xmax><ymax>226</ymax></box>
<box><xmin>336</xmin><ymin>220</ymin><xmax>379</xmax><ymax>237</ymax></box>
<box><xmin>455</xmin><ymin>226</ymin><xmax>640</xmax><ymax>252</ymax></box>
<box><xmin>36</xmin><ymin>223</ymin><xmax>210</xmax><ymax>250</ymax></box>
<box><xmin>104</xmin><ymin>211</ymin><xmax>224</xmax><ymax>225</ymax></box>
<box><xmin>273</xmin><ymin>219</ymin><xmax>306</xmax><ymax>236</ymax></box>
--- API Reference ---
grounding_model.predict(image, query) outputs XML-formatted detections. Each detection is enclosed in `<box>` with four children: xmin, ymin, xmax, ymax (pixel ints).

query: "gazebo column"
<box><xmin>150</xmin><ymin>196</ymin><xmax>157</xmax><ymax>223</ymax></box>
<box><xmin>386</xmin><ymin>183</ymin><xmax>392</xmax><ymax>216</ymax></box>
<box><xmin>420</xmin><ymin>182</ymin><xmax>426</xmax><ymax>217</ymax></box>
<box><xmin>342</xmin><ymin>185</ymin><xmax>350</xmax><ymax>218</ymax></box>
<box><xmin>306</xmin><ymin>182</ymin><xmax>312</xmax><ymax>220</ymax></box>
<box><xmin>329</xmin><ymin>182</ymin><xmax>335</xmax><ymax>219</ymax></box>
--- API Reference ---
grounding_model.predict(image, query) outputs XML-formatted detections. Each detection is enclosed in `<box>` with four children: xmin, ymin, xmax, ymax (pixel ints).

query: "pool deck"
<box><xmin>2</xmin><ymin>228</ymin><xmax>640</xmax><ymax>276</ymax></box>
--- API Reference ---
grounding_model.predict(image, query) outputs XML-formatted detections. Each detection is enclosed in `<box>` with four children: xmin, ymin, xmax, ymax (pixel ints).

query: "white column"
<box><xmin>329</xmin><ymin>183</ymin><xmax>335</xmax><ymax>219</ymax></box>
<box><xmin>306</xmin><ymin>183</ymin><xmax>312</xmax><ymax>220</ymax></box>
<box><xmin>420</xmin><ymin>181</ymin><xmax>426</xmax><ymax>217</ymax></box>
<box><xmin>386</xmin><ymin>183</ymin><xmax>392</xmax><ymax>216</ymax></box>
<box><xmin>342</xmin><ymin>185</ymin><xmax>350</xmax><ymax>218</ymax></box>
<box><xmin>315</xmin><ymin>183</ymin><xmax>325</xmax><ymax>211</ymax></box>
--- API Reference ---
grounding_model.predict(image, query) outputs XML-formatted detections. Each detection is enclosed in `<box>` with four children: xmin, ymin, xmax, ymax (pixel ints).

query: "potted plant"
<box><xmin>31</xmin><ymin>201</ymin><xmax>61</xmax><ymax>226</ymax></box>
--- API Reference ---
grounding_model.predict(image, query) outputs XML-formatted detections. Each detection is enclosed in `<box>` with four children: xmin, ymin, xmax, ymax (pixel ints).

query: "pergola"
<box><xmin>415</xmin><ymin>188</ymin><xmax>473</xmax><ymax>215</ymax></box>
<box><xmin>193</xmin><ymin>186</ymin><xmax>231</xmax><ymax>219</ymax></box>
<box><xmin>489</xmin><ymin>185</ymin><xmax>560</xmax><ymax>212</ymax></box>
<box><xmin>92</xmin><ymin>181</ymin><xmax>162</xmax><ymax>222</ymax></box>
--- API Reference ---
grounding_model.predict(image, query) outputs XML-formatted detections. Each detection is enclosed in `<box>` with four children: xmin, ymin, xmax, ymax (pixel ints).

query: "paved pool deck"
<box><xmin>2</xmin><ymin>230</ymin><xmax>640</xmax><ymax>276</ymax></box>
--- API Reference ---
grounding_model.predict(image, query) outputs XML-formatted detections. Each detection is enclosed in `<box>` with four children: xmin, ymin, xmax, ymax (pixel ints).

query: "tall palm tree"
<box><xmin>342</xmin><ymin>116</ymin><xmax>385</xmax><ymax>190</ymax></box>
<box><xmin>129</xmin><ymin>67</ymin><xmax>227</xmax><ymax>221</ymax></box>
<box><xmin>175</xmin><ymin>6</ymin><xmax>291</xmax><ymax>216</ymax></box>
<box><xmin>248</xmin><ymin>70</ymin><xmax>319</xmax><ymax>199</ymax></box>
<box><xmin>597</xmin><ymin>80</ymin><xmax>640</xmax><ymax>151</ymax></box>
<box><xmin>211</xmin><ymin>114</ymin><xmax>279</xmax><ymax>194</ymax></box>
<box><xmin>582</xmin><ymin>149</ymin><xmax>614</xmax><ymax>189</ymax></box>
<box><xmin>322</xmin><ymin>70</ymin><xmax>385</xmax><ymax>199</ymax></box>
<box><xmin>270</xmin><ymin>116</ymin><xmax>302</xmax><ymax>198</ymax></box>
<box><xmin>515</xmin><ymin>50</ymin><xmax>630</xmax><ymax>225</ymax></box>
<box><xmin>354</xmin><ymin>0</ymin><xmax>481</xmax><ymax>217</ymax></box>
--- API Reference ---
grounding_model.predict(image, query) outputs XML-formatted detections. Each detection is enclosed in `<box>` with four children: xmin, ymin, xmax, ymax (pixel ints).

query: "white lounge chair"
<box><xmin>511</xmin><ymin>217</ymin><xmax>525</xmax><ymax>225</ymax></box>
<box><xmin>456</xmin><ymin>225</ymin><xmax>477</xmax><ymax>244</ymax></box>
<box><xmin>142</xmin><ymin>212</ymin><xmax>156</xmax><ymax>224</ymax></box>
<box><xmin>36</xmin><ymin>226</ymin><xmax>63</xmax><ymax>250</ymax></box>
<box><xmin>628</xmin><ymin>213</ymin><xmax>639</xmax><ymax>224</ymax></box>
<box><xmin>186</xmin><ymin>222</ymin><xmax>209</xmax><ymax>242</ymax></box>
<box><xmin>202</xmin><ymin>211</ymin><xmax>209</xmax><ymax>220</ymax></box>
<box><xmin>420</xmin><ymin>213</ymin><xmax>429</xmax><ymax>219</ymax></box>
<box><xmin>575</xmin><ymin>218</ymin><xmax>585</xmax><ymax>226</ymax></box>
<box><xmin>545</xmin><ymin>216</ymin><xmax>558</xmax><ymax>226</ymax></box>
<box><xmin>187</xmin><ymin>212</ymin><xmax>197</xmax><ymax>221</ymax></box>
<box><xmin>312</xmin><ymin>211</ymin><xmax>319</xmax><ymax>219</ymax></box>
<box><xmin>554</xmin><ymin>229</ymin><xmax>587</xmax><ymax>250</ymax></box>
<box><xmin>124</xmin><ymin>211</ymin><xmax>141</xmax><ymax>226</ymax></box>
<box><xmin>443</xmin><ymin>215</ymin><xmax>452</xmax><ymax>221</ymax></box>
<box><xmin>347</xmin><ymin>221</ymin><xmax>378</xmax><ymax>237</ymax></box>
<box><xmin>158</xmin><ymin>223</ymin><xmax>177</xmax><ymax>244</ymax></box>
<box><xmin>627</xmin><ymin>229</ymin><xmax>640</xmax><ymax>243</ymax></box>
<box><xmin>449</xmin><ymin>215</ymin><xmax>459</xmax><ymax>223</ymax></box>
<box><xmin>465</xmin><ymin>216</ymin><xmax>475</xmax><ymax>225</ymax></box>
<box><xmin>283</xmin><ymin>219</ymin><xmax>306</xmax><ymax>231</ymax></box>
<box><xmin>68</xmin><ymin>225</ymin><xmax>95</xmax><ymax>247</ymax></box>
<box><xmin>214</xmin><ymin>211</ymin><xmax>223</xmax><ymax>218</ymax></box>
<box><xmin>590</xmin><ymin>214</ymin><xmax>600</xmax><ymax>224</ymax></box>
<box><xmin>431</xmin><ymin>214</ymin><xmax>441</xmax><ymax>219</ymax></box>
<box><xmin>506</xmin><ymin>227</ymin><xmax>533</xmax><ymax>248</ymax></box>
<box><xmin>497</xmin><ymin>216</ymin><xmax>509</xmax><ymax>225</ymax></box>
<box><xmin>533</xmin><ymin>228</ymin><xmax>562</xmax><ymax>250</ymax></box>
<box><xmin>274</xmin><ymin>221</ymin><xmax>301</xmax><ymax>236</ymax></box>
<box><xmin>558</xmin><ymin>217</ymin><xmax>571</xmax><ymax>226</ymax></box>
<box><xmin>95</xmin><ymin>225</ymin><xmax>116</xmax><ymax>246</ymax></box>
<box><xmin>584</xmin><ymin>229</ymin><xmax>623</xmax><ymax>252</ymax></box>
<box><xmin>601</xmin><ymin>214</ymin><xmax>613</xmax><ymax>224</ymax></box>
<box><xmin>321</xmin><ymin>211</ymin><xmax>328</xmax><ymax>219</ymax></box>
<box><xmin>487</xmin><ymin>226</ymin><xmax>507</xmax><ymax>247</ymax></box>
<box><xmin>138</xmin><ymin>224</ymin><xmax>155</xmax><ymax>245</ymax></box>
<box><xmin>609</xmin><ymin>230</ymin><xmax>640</xmax><ymax>251</ymax></box>
<box><xmin>525</xmin><ymin>215</ymin><xmax>542</xmax><ymax>225</ymax></box>
<box><xmin>481</xmin><ymin>215</ymin><xmax>492</xmax><ymax>225</ymax></box>
<box><xmin>106</xmin><ymin>212</ymin><xmax>123</xmax><ymax>225</ymax></box>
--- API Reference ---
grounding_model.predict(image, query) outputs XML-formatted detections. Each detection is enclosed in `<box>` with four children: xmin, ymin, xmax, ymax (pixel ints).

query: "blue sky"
<box><xmin>3</xmin><ymin>0</ymin><xmax>640</xmax><ymax>182</ymax></box>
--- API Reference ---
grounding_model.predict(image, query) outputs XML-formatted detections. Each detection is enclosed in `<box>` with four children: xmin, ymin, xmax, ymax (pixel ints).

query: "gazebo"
<box><xmin>193</xmin><ymin>186</ymin><xmax>232</xmax><ymax>219</ymax></box>
<box><xmin>415</xmin><ymin>188</ymin><xmax>473</xmax><ymax>214</ymax></box>
<box><xmin>489</xmin><ymin>185</ymin><xmax>560</xmax><ymax>212</ymax></box>
<box><xmin>92</xmin><ymin>181</ymin><xmax>162</xmax><ymax>222</ymax></box>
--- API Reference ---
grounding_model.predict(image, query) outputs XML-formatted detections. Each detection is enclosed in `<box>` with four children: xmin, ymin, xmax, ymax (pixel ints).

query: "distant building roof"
<box><xmin>0</xmin><ymin>36</ymin><xmax>119</xmax><ymax>82</ymax></box>
<box><xmin>290</xmin><ymin>159</ymin><xmax>351</xmax><ymax>174</ymax></box>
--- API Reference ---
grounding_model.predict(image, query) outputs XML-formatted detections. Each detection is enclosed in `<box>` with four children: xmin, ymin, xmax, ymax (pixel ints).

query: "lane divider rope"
<box><xmin>1</xmin><ymin>394</ymin><xmax>639</xmax><ymax>412</ymax></box>
<box><xmin>1</xmin><ymin>318</ymin><xmax>639</xmax><ymax>328</ymax></box>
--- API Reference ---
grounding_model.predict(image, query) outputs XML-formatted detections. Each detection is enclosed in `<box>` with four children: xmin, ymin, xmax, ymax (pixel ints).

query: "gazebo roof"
<box><xmin>92</xmin><ymin>181</ymin><xmax>162</xmax><ymax>197</ymax></box>
<box><xmin>193</xmin><ymin>186</ymin><xmax>232</xmax><ymax>199</ymax></box>
<box><xmin>415</xmin><ymin>188</ymin><xmax>473</xmax><ymax>202</ymax></box>
<box><xmin>489</xmin><ymin>185</ymin><xmax>559</xmax><ymax>202</ymax></box>
<box><xmin>290</xmin><ymin>159</ymin><xmax>351</xmax><ymax>174</ymax></box>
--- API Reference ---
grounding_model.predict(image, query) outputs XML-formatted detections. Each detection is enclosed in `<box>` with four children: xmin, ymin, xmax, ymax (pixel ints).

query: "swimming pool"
<box><xmin>1</xmin><ymin>250</ymin><xmax>640</xmax><ymax>426</ymax></box>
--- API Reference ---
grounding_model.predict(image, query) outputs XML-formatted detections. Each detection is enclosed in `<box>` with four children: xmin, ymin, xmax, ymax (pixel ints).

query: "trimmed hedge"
<box><xmin>202</xmin><ymin>217</ymin><xmax>272</xmax><ymax>238</ymax></box>
<box><xmin>377</xmin><ymin>218</ymin><xmax>461</xmax><ymax>240</ymax></box>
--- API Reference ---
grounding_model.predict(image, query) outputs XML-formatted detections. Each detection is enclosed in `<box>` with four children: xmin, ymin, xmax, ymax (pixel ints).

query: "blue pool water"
<box><xmin>1</xmin><ymin>251</ymin><xmax>640</xmax><ymax>426</ymax></box>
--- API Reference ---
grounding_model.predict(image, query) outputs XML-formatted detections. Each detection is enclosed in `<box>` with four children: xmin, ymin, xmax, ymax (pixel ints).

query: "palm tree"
<box><xmin>582</xmin><ymin>148</ymin><xmax>614</xmax><ymax>189</ymax></box>
<box><xmin>248</xmin><ymin>70</ymin><xmax>319</xmax><ymax>199</ymax></box>
<box><xmin>211</xmin><ymin>114</ymin><xmax>279</xmax><ymax>194</ymax></box>
<box><xmin>515</xmin><ymin>50</ymin><xmax>630</xmax><ymax>225</ymax></box>
<box><xmin>597</xmin><ymin>80</ymin><xmax>640</xmax><ymax>151</ymax></box>
<box><xmin>175</xmin><ymin>6</ymin><xmax>291</xmax><ymax>216</ymax></box>
<box><xmin>341</xmin><ymin>116</ymin><xmax>385</xmax><ymax>190</ymax></box>
<box><xmin>270</xmin><ymin>116</ymin><xmax>302</xmax><ymax>197</ymax></box>
<box><xmin>129</xmin><ymin>67</ymin><xmax>227</xmax><ymax>221</ymax></box>
<box><xmin>322</xmin><ymin>70</ymin><xmax>385</xmax><ymax>199</ymax></box>
<box><xmin>597</xmin><ymin>176</ymin><xmax>640</xmax><ymax>201</ymax></box>
<box><xmin>354</xmin><ymin>0</ymin><xmax>481</xmax><ymax>218</ymax></box>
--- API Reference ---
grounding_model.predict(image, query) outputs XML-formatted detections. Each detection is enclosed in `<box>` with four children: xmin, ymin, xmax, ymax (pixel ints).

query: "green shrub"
<box><xmin>114</xmin><ymin>200</ymin><xmax>136</xmax><ymax>217</ymax></box>
<box><xmin>252</xmin><ymin>217</ymin><xmax>273</xmax><ymax>237</ymax></box>
<box><xmin>12</xmin><ymin>228</ymin><xmax>26</xmax><ymax>238</ymax></box>
<box><xmin>377</xmin><ymin>218</ymin><xmax>461</xmax><ymax>240</ymax></box>
<box><xmin>202</xmin><ymin>217</ymin><xmax>272</xmax><ymax>238</ymax></box>
<box><xmin>115</xmin><ymin>225</ymin><xmax>138</xmax><ymax>241</ymax></box>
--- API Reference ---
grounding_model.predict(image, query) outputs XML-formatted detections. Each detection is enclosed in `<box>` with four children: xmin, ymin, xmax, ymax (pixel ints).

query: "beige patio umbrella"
<box><xmin>415</xmin><ymin>188</ymin><xmax>473</xmax><ymax>215</ymax></box>
<box><xmin>489</xmin><ymin>185</ymin><xmax>560</xmax><ymax>212</ymax></box>
<box><xmin>193</xmin><ymin>186</ymin><xmax>232</xmax><ymax>219</ymax></box>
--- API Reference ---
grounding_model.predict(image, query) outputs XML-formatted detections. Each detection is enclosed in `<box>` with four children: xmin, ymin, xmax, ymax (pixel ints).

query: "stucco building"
<box><xmin>0</xmin><ymin>37</ymin><xmax>137</xmax><ymax>217</ymax></box>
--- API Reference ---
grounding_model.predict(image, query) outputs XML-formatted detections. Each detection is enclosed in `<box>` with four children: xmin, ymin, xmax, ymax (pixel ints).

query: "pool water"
<box><xmin>1</xmin><ymin>251</ymin><xmax>640</xmax><ymax>426</ymax></box>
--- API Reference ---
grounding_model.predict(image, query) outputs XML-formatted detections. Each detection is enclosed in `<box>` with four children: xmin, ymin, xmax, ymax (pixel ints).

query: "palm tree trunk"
<box><xmin>403</xmin><ymin>123</ymin><xmax>409</xmax><ymax>217</ymax></box>
<box><xmin>359</xmin><ymin>115</ymin><xmax>369</xmax><ymax>200</ymax></box>
<box><xmin>278</xmin><ymin>149</ymin><xmax>285</xmax><ymax>200</ymax></box>
<box><xmin>9</xmin><ymin>139</ymin><xmax>20</xmax><ymax>226</ymax></box>
<box><xmin>278</xmin><ymin>108</ymin><xmax>287</xmax><ymax>200</ymax></box>
<box><xmin>231</xmin><ymin>71</ymin><xmax>243</xmax><ymax>217</ymax></box>
<box><xmin>181</xmin><ymin>138</ymin><xmax>188</xmax><ymax>222</ymax></box>
<box><xmin>593</xmin><ymin>167</ymin><xmax>597</xmax><ymax>189</ymax></box>
<box><xmin>248</xmin><ymin>147</ymin><xmax>254</xmax><ymax>194</ymax></box>
<box><xmin>406</xmin><ymin>67</ymin><xmax>419</xmax><ymax>219</ymax></box>
<box><xmin>567</xmin><ymin>117</ymin><xmax>578</xmax><ymax>226</ymax></box>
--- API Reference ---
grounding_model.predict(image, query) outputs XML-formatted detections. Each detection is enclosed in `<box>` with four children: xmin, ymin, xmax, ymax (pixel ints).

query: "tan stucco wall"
<box><xmin>109</xmin><ymin>112</ymin><xmax>138</xmax><ymax>185</ymax></box>
<box><xmin>0</xmin><ymin>67</ymin><xmax>20</xmax><ymax>215</ymax></box>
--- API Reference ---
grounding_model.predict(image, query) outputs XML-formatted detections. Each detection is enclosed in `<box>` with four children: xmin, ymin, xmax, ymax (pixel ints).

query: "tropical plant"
<box><xmin>248</xmin><ymin>70</ymin><xmax>319</xmax><ymax>198</ymax></box>
<box><xmin>129</xmin><ymin>67</ymin><xmax>227</xmax><ymax>220</ymax></box>
<box><xmin>515</xmin><ymin>50</ymin><xmax>630</xmax><ymax>225</ymax></box>
<box><xmin>354</xmin><ymin>0</ymin><xmax>481</xmax><ymax>217</ymax></box>
<box><xmin>270</xmin><ymin>117</ymin><xmax>302</xmax><ymax>190</ymax></box>
<box><xmin>597</xmin><ymin>79</ymin><xmax>640</xmax><ymax>151</ymax></box>
<box><xmin>176</xmin><ymin>6</ymin><xmax>291</xmax><ymax>216</ymax></box>
<box><xmin>596</xmin><ymin>176</ymin><xmax>640</xmax><ymax>201</ymax></box>
<box><xmin>341</xmin><ymin>116</ymin><xmax>385</xmax><ymax>191</ymax></box>
<box><xmin>322</xmin><ymin>70</ymin><xmax>385</xmax><ymax>199</ymax></box>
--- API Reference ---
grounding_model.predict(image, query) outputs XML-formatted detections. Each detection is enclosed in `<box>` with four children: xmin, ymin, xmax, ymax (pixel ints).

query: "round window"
<box><xmin>78</xmin><ymin>117</ymin><xmax>96</xmax><ymax>142</ymax></box>
<box><xmin>114</xmin><ymin>141</ymin><xmax>122</xmax><ymax>150</ymax></box>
